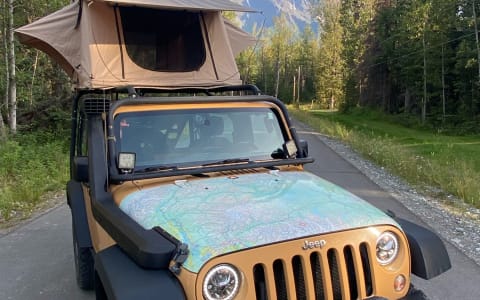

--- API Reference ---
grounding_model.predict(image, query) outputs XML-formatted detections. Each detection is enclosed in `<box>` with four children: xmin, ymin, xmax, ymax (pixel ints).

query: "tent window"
<box><xmin>120</xmin><ymin>7</ymin><xmax>206</xmax><ymax>72</ymax></box>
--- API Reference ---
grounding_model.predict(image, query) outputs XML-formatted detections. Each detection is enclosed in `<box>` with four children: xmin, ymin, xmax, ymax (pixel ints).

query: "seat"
<box><xmin>232</xmin><ymin>124</ymin><xmax>256</xmax><ymax>152</ymax></box>
<box><xmin>121</xmin><ymin>127</ymin><xmax>167</xmax><ymax>163</ymax></box>
<box><xmin>198</xmin><ymin>116</ymin><xmax>232</xmax><ymax>151</ymax></box>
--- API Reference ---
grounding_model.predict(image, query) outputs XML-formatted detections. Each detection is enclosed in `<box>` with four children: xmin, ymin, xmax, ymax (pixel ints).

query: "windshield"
<box><xmin>114</xmin><ymin>107</ymin><xmax>288</xmax><ymax>169</ymax></box>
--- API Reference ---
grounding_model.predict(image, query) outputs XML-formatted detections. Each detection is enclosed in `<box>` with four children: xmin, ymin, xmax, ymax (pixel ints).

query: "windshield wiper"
<box><xmin>202</xmin><ymin>158</ymin><xmax>251</xmax><ymax>167</ymax></box>
<box><xmin>137</xmin><ymin>165</ymin><xmax>178</xmax><ymax>173</ymax></box>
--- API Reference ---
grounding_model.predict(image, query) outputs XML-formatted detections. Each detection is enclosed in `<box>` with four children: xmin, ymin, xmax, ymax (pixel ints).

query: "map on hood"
<box><xmin>119</xmin><ymin>171</ymin><xmax>397</xmax><ymax>272</ymax></box>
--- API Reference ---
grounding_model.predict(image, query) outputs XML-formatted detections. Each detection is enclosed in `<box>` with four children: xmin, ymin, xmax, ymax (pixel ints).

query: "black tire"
<box><xmin>73</xmin><ymin>226</ymin><xmax>94</xmax><ymax>290</ymax></box>
<box><xmin>400</xmin><ymin>284</ymin><xmax>428</xmax><ymax>300</ymax></box>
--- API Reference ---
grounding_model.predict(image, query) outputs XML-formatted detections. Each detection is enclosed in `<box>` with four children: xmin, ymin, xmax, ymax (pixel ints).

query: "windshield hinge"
<box><xmin>153</xmin><ymin>226</ymin><xmax>190</xmax><ymax>274</ymax></box>
<box><xmin>169</xmin><ymin>243</ymin><xmax>190</xmax><ymax>275</ymax></box>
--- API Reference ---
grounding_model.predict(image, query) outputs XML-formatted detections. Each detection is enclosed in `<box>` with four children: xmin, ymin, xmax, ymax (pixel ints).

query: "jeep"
<box><xmin>16</xmin><ymin>1</ymin><xmax>451</xmax><ymax>299</ymax></box>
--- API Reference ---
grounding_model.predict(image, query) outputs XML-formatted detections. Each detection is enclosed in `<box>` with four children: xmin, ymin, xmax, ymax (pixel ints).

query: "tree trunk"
<box><xmin>262</xmin><ymin>47</ymin><xmax>267</xmax><ymax>93</ymax></box>
<box><xmin>473</xmin><ymin>0</ymin><xmax>480</xmax><ymax>84</ymax></box>
<box><xmin>274</xmin><ymin>52</ymin><xmax>280</xmax><ymax>98</ymax></box>
<box><xmin>297</xmin><ymin>65</ymin><xmax>301</xmax><ymax>104</ymax></box>
<box><xmin>422</xmin><ymin>25</ymin><xmax>427</xmax><ymax>124</ymax></box>
<box><xmin>30</xmin><ymin>50</ymin><xmax>40</xmax><ymax>106</ymax></box>
<box><xmin>7</xmin><ymin>0</ymin><xmax>16</xmax><ymax>134</ymax></box>
<box><xmin>442</xmin><ymin>45</ymin><xmax>446</xmax><ymax>123</ymax></box>
<box><xmin>293</xmin><ymin>75</ymin><xmax>296</xmax><ymax>103</ymax></box>
<box><xmin>404</xmin><ymin>88</ymin><xmax>411</xmax><ymax>113</ymax></box>
<box><xmin>2</xmin><ymin>0</ymin><xmax>9</xmax><ymax>119</ymax></box>
<box><xmin>0</xmin><ymin>109</ymin><xmax>6</xmax><ymax>141</ymax></box>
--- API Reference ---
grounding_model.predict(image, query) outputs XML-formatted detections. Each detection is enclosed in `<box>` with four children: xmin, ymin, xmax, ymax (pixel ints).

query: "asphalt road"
<box><xmin>1</xmin><ymin>123</ymin><xmax>480</xmax><ymax>299</ymax></box>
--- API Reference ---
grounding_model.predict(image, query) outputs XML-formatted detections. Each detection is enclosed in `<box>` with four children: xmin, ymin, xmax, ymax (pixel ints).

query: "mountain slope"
<box><xmin>234</xmin><ymin>0</ymin><xmax>314</xmax><ymax>32</ymax></box>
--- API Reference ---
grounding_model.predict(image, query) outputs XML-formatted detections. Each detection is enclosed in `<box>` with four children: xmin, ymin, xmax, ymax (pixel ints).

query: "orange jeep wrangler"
<box><xmin>16</xmin><ymin>1</ymin><xmax>450</xmax><ymax>299</ymax></box>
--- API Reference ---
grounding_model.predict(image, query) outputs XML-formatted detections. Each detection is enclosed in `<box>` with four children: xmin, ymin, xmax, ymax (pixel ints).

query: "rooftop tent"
<box><xmin>15</xmin><ymin>0</ymin><xmax>256</xmax><ymax>89</ymax></box>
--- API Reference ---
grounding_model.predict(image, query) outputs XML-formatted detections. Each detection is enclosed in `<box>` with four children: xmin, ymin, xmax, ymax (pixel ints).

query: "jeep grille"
<box><xmin>252</xmin><ymin>243</ymin><xmax>373</xmax><ymax>300</ymax></box>
<box><xmin>194</xmin><ymin>225</ymin><xmax>410</xmax><ymax>300</ymax></box>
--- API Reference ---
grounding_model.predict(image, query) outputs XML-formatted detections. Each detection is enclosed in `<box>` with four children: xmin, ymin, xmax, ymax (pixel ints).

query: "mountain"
<box><xmin>232</xmin><ymin>0</ymin><xmax>315</xmax><ymax>33</ymax></box>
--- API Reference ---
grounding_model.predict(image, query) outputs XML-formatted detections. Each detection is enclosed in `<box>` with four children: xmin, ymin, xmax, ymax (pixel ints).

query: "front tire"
<box><xmin>73</xmin><ymin>226</ymin><xmax>94</xmax><ymax>290</ymax></box>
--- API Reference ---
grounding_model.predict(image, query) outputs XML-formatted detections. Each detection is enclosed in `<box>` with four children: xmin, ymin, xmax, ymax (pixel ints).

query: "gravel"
<box><xmin>314</xmin><ymin>133</ymin><xmax>480</xmax><ymax>267</ymax></box>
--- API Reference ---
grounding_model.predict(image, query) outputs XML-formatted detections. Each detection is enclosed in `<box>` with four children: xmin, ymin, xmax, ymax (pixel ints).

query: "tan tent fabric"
<box><xmin>15</xmin><ymin>0</ymin><xmax>255</xmax><ymax>89</ymax></box>
<box><xmin>16</xmin><ymin>2</ymin><xmax>80</xmax><ymax>78</ymax></box>
<box><xmin>101</xmin><ymin>0</ymin><xmax>256</xmax><ymax>12</ymax></box>
<box><xmin>224</xmin><ymin>19</ymin><xmax>257</xmax><ymax>57</ymax></box>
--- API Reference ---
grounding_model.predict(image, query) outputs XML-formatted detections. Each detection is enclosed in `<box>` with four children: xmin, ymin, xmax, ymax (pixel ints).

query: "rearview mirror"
<box><xmin>298</xmin><ymin>140</ymin><xmax>309</xmax><ymax>158</ymax></box>
<box><xmin>73</xmin><ymin>156</ymin><xmax>88</xmax><ymax>182</ymax></box>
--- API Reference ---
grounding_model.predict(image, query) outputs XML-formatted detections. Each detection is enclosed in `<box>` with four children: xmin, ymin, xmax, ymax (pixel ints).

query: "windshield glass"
<box><xmin>114</xmin><ymin>107</ymin><xmax>288</xmax><ymax>169</ymax></box>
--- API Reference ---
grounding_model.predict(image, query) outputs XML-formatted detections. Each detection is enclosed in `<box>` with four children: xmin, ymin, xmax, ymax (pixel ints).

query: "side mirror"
<box><xmin>298</xmin><ymin>140</ymin><xmax>309</xmax><ymax>158</ymax></box>
<box><xmin>73</xmin><ymin>156</ymin><xmax>89</xmax><ymax>182</ymax></box>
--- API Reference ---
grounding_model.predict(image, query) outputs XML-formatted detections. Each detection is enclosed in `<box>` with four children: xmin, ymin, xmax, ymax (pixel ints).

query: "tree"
<box><xmin>0</xmin><ymin>0</ymin><xmax>70</xmax><ymax>136</ymax></box>
<box><xmin>6</xmin><ymin>0</ymin><xmax>16</xmax><ymax>134</ymax></box>
<box><xmin>340</xmin><ymin>0</ymin><xmax>376</xmax><ymax>111</ymax></box>
<box><xmin>315</xmin><ymin>0</ymin><xmax>344</xmax><ymax>109</ymax></box>
<box><xmin>0</xmin><ymin>0</ymin><xmax>7</xmax><ymax>139</ymax></box>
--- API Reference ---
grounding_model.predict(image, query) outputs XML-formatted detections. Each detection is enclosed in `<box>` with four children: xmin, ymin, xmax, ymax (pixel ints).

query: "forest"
<box><xmin>1</xmin><ymin>0</ymin><xmax>480</xmax><ymax>135</ymax></box>
<box><xmin>1</xmin><ymin>1</ymin><xmax>480</xmax><ymax>219</ymax></box>
<box><xmin>237</xmin><ymin>0</ymin><xmax>480</xmax><ymax>132</ymax></box>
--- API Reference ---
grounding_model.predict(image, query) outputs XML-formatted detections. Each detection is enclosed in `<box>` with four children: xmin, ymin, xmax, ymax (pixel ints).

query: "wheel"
<box><xmin>72</xmin><ymin>226</ymin><xmax>94</xmax><ymax>290</ymax></box>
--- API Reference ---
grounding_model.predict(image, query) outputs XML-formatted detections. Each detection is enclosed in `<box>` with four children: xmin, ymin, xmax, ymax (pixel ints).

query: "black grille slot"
<box><xmin>360</xmin><ymin>243</ymin><xmax>373</xmax><ymax>296</ymax></box>
<box><xmin>273</xmin><ymin>259</ymin><xmax>288</xmax><ymax>300</ymax></box>
<box><xmin>253</xmin><ymin>264</ymin><xmax>267</xmax><ymax>300</ymax></box>
<box><xmin>292</xmin><ymin>255</ymin><xmax>306</xmax><ymax>300</ymax></box>
<box><xmin>328</xmin><ymin>249</ymin><xmax>342</xmax><ymax>300</ymax></box>
<box><xmin>311</xmin><ymin>252</ymin><xmax>325</xmax><ymax>299</ymax></box>
<box><xmin>344</xmin><ymin>246</ymin><xmax>358</xmax><ymax>299</ymax></box>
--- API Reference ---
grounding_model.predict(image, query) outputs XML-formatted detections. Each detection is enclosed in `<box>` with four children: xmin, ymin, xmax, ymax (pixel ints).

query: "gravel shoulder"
<box><xmin>0</xmin><ymin>191</ymin><xmax>65</xmax><ymax>237</ymax></box>
<box><xmin>311</xmin><ymin>131</ymin><xmax>480</xmax><ymax>266</ymax></box>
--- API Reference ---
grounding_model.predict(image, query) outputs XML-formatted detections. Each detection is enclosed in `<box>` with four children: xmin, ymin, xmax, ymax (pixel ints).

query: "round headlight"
<box><xmin>203</xmin><ymin>264</ymin><xmax>240</xmax><ymax>300</ymax></box>
<box><xmin>376</xmin><ymin>231</ymin><xmax>399</xmax><ymax>265</ymax></box>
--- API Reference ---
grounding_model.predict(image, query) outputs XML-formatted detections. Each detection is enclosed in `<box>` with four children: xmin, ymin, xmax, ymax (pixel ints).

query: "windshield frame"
<box><xmin>107</xmin><ymin>95</ymin><xmax>313</xmax><ymax>182</ymax></box>
<box><xmin>113</xmin><ymin>106</ymin><xmax>289</xmax><ymax>170</ymax></box>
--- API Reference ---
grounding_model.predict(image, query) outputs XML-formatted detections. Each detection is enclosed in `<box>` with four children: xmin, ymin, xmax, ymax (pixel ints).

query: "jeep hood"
<box><xmin>119</xmin><ymin>171</ymin><xmax>397</xmax><ymax>272</ymax></box>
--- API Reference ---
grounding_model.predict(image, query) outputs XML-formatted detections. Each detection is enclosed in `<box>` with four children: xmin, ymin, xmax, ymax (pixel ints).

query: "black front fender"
<box><xmin>397</xmin><ymin>218</ymin><xmax>451</xmax><ymax>279</ymax></box>
<box><xmin>67</xmin><ymin>180</ymin><xmax>92</xmax><ymax>248</ymax></box>
<box><xmin>95</xmin><ymin>245</ymin><xmax>185</xmax><ymax>300</ymax></box>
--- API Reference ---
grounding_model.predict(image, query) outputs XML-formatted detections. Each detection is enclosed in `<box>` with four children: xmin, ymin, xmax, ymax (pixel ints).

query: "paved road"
<box><xmin>0</xmin><ymin>205</ymin><xmax>93</xmax><ymax>300</ymax></box>
<box><xmin>1</xmin><ymin>123</ymin><xmax>480</xmax><ymax>299</ymax></box>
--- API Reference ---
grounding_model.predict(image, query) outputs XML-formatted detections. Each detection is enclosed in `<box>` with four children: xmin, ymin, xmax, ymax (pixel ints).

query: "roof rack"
<box><xmin>74</xmin><ymin>85</ymin><xmax>262</xmax><ymax>99</ymax></box>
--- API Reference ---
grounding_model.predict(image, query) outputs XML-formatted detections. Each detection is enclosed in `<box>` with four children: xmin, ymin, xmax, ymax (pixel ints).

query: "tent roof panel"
<box><xmin>100</xmin><ymin>0</ymin><xmax>256</xmax><ymax>12</ymax></box>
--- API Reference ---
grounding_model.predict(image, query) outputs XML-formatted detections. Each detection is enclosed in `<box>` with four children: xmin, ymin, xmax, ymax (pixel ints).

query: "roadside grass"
<box><xmin>0</xmin><ymin>132</ymin><xmax>69</xmax><ymax>222</ymax></box>
<box><xmin>290</xmin><ymin>107</ymin><xmax>480</xmax><ymax>208</ymax></box>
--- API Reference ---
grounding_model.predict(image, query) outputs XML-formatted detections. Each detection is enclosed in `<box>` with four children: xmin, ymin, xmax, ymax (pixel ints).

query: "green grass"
<box><xmin>0</xmin><ymin>132</ymin><xmax>69</xmax><ymax>221</ymax></box>
<box><xmin>290</xmin><ymin>107</ymin><xmax>480</xmax><ymax>208</ymax></box>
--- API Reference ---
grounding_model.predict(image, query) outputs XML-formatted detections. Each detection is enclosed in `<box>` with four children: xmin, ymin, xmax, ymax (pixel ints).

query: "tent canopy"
<box><xmin>15</xmin><ymin>0</ymin><xmax>256</xmax><ymax>90</ymax></box>
<box><xmin>100</xmin><ymin>0</ymin><xmax>256</xmax><ymax>11</ymax></box>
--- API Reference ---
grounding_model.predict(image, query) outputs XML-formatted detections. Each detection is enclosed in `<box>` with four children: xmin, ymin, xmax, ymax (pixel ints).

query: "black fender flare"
<box><xmin>67</xmin><ymin>180</ymin><xmax>92</xmax><ymax>248</ymax></box>
<box><xmin>397</xmin><ymin>218</ymin><xmax>451</xmax><ymax>279</ymax></box>
<box><xmin>95</xmin><ymin>245</ymin><xmax>185</xmax><ymax>300</ymax></box>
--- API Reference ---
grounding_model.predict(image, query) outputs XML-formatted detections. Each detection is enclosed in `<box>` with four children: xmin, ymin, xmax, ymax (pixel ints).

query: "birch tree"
<box><xmin>7</xmin><ymin>0</ymin><xmax>16</xmax><ymax>134</ymax></box>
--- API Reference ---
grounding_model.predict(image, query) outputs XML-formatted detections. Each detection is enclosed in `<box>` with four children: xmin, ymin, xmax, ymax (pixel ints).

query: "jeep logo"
<box><xmin>302</xmin><ymin>239</ymin><xmax>327</xmax><ymax>250</ymax></box>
